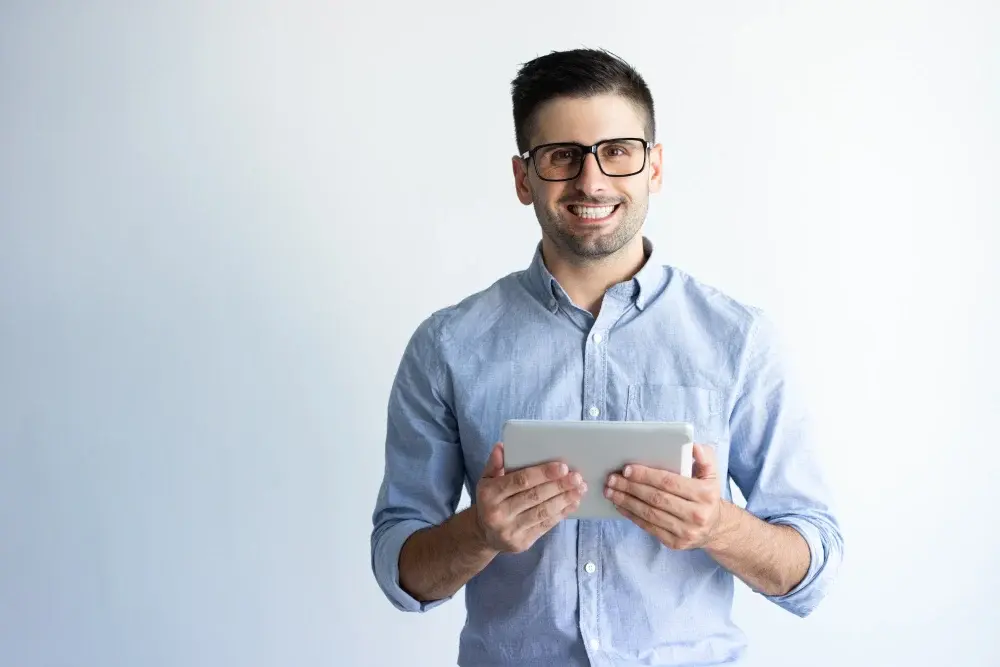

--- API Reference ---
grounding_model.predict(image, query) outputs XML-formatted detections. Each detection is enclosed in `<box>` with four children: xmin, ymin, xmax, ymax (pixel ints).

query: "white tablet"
<box><xmin>501</xmin><ymin>419</ymin><xmax>694</xmax><ymax>520</ymax></box>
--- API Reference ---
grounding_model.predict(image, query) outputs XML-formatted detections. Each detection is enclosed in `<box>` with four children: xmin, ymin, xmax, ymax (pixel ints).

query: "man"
<box><xmin>370</xmin><ymin>48</ymin><xmax>843</xmax><ymax>666</ymax></box>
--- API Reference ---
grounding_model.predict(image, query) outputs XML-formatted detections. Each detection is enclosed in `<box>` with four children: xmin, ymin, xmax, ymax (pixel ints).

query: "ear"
<box><xmin>512</xmin><ymin>155</ymin><xmax>534</xmax><ymax>205</ymax></box>
<box><xmin>648</xmin><ymin>142</ymin><xmax>664</xmax><ymax>194</ymax></box>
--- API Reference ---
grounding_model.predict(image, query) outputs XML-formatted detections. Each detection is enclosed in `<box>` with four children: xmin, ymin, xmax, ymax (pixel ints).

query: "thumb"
<box><xmin>692</xmin><ymin>443</ymin><xmax>718</xmax><ymax>480</ymax></box>
<box><xmin>482</xmin><ymin>442</ymin><xmax>505</xmax><ymax>479</ymax></box>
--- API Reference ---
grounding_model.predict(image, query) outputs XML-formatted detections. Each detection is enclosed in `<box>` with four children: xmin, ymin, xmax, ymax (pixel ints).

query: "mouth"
<box><xmin>566</xmin><ymin>203</ymin><xmax>620</xmax><ymax>223</ymax></box>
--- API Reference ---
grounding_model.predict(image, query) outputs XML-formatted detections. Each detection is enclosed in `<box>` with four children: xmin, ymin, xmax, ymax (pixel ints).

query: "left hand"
<box><xmin>605</xmin><ymin>443</ymin><xmax>725</xmax><ymax>550</ymax></box>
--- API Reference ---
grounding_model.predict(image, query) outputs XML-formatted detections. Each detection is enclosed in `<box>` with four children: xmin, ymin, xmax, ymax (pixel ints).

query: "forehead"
<box><xmin>529</xmin><ymin>94</ymin><xmax>647</xmax><ymax>147</ymax></box>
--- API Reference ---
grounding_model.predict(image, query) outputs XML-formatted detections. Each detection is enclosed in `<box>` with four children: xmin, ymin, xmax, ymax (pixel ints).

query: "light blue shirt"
<box><xmin>370</xmin><ymin>238</ymin><xmax>843</xmax><ymax>666</ymax></box>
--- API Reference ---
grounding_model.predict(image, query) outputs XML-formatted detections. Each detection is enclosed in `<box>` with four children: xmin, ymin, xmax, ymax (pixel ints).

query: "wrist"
<box><xmin>703</xmin><ymin>500</ymin><xmax>740</xmax><ymax>554</ymax></box>
<box><xmin>463</xmin><ymin>505</ymin><xmax>500</xmax><ymax>558</ymax></box>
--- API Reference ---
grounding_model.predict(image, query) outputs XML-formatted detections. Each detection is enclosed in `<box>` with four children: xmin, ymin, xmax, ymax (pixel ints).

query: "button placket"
<box><xmin>577</xmin><ymin>305</ymin><xmax>625</xmax><ymax>661</ymax></box>
<box><xmin>577</xmin><ymin>523</ymin><xmax>600</xmax><ymax>660</ymax></box>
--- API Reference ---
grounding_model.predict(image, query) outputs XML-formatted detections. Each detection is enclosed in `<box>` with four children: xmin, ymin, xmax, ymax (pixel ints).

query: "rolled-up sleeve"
<box><xmin>370</xmin><ymin>312</ymin><xmax>466</xmax><ymax>612</ymax></box>
<box><xmin>727</xmin><ymin>311</ymin><xmax>845</xmax><ymax>618</ymax></box>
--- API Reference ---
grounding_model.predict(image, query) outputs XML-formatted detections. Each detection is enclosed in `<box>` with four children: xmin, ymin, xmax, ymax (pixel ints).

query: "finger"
<box><xmin>692</xmin><ymin>443</ymin><xmax>718</xmax><ymax>481</ymax></box>
<box><xmin>605</xmin><ymin>488</ymin><xmax>685</xmax><ymax>537</ymax></box>
<box><xmin>606</xmin><ymin>474</ymin><xmax>699</xmax><ymax>523</ymax></box>
<box><xmin>520</xmin><ymin>496</ymin><xmax>581</xmax><ymax>545</ymax></box>
<box><xmin>615</xmin><ymin>505</ymin><xmax>676</xmax><ymax>546</ymax></box>
<box><xmin>482</xmin><ymin>443</ymin><xmax>505</xmax><ymax>479</ymax></box>
<box><xmin>514</xmin><ymin>503</ymin><xmax>576</xmax><ymax>551</ymax></box>
<box><xmin>517</xmin><ymin>489</ymin><xmax>581</xmax><ymax>533</ymax></box>
<box><xmin>506</xmin><ymin>472</ymin><xmax>587</xmax><ymax>516</ymax></box>
<box><xmin>619</xmin><ymin>463</ymin><xmax>700</xmax><ymax>502</ymax></box>
<box><xmin>495</xmin><ymin>461</ymin><xmax>570</xmax><ymax>502</ymax></box>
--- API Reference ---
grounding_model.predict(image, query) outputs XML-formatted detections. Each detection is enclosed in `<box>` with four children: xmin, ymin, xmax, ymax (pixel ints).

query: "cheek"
<box><xmin>539</xmin><ymin>185</ymin><xmax>568</xmax><ymax>210</ymax></box>
<box><xmin>621</xmin><ymin>183</ymin><xmax>647</xmax><ymax>206</ymax></box>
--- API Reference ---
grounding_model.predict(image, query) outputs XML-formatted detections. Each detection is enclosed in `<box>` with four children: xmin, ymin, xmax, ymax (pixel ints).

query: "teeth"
<box><xmin>569</xmin><ymin>205</ymin><xmax>616</xmax><ymax>219</ymax></box>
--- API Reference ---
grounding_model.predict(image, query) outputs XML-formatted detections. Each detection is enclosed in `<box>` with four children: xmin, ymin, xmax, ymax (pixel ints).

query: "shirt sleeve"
<box><xmin>726</xmin><ymin>311</ymin><xmax>845</xmax><ymax>618</ymax></box>
<box><xmin>370</xmin><ymin>312</ymin><xmax>466</xmax><ymax>612</ymax></box>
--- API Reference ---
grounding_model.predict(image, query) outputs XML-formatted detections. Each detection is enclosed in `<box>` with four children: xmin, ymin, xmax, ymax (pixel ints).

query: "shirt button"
<box><xmin>584</xmin><ymin>561</ymin><xmax>596</xmax><ymax>574</ymax></box>
<box><xmin>593</xmin><ymin>332</ymin><xmax>604</xmax><ymax>344</ymax></box>
<box><xmin>588</xmin><ymin>406</ymin><xmax>600</xmax><ymax>418</ymax></box>
<box><xmin>590</xmin><ymin>638</ymin><xmax>600</xmax><ymax>651</ymax></box>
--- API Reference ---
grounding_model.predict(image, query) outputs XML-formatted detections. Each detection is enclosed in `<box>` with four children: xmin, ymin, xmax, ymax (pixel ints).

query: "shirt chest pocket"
<box><xmin>624</xmin><ymin>383</ymin><xmax>726</xmax><ymax>445</ymax></box>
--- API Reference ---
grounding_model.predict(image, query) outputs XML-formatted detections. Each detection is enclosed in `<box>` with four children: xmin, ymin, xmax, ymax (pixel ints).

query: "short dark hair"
<box><xmin>510</xmin><ymin>48</ymin><xmax>656</xmax><ymax>154</ymax></box>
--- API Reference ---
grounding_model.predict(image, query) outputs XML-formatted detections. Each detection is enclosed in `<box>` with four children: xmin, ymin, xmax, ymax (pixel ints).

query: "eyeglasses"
<box><xmin>520</xmin><ymin>137</ymin><xmax>652</xmax><ymax>182</ymax></box>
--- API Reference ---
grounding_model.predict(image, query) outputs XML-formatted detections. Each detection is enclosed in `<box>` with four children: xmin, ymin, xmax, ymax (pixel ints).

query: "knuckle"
<box><xmin>536</xmin><ymin>505</ymin><xmax>550</xmax><ymax>521</ymax></box>
<box><xmin>691</xmin><ymin>509</ymin><xmax>706</xmax><ymax>526</ymax></box>
<box><xmin>514</xmin><ymin>471</ymin><xmax>530</xmax><ymax>489</ymax></box>
<box><xmin>526</xmin><ymin>486</ymin><xmax>541</xmax><ymax>503</ymax></box>
<box><xmin>649</xmin><ymin>491</ymin><xmax>665</xmax><ymax>508</ymax></box>
<box><xmin>642</xmin><ymin>505</ymin><xmax>656</xmax><ymax>523</ymax></box>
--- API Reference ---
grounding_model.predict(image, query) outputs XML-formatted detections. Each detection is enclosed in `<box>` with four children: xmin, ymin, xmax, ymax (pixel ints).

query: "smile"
<box><xmin>567</xmin><ymin>204</ymin><xmax>620</xmax><ymax>221</ymax></box>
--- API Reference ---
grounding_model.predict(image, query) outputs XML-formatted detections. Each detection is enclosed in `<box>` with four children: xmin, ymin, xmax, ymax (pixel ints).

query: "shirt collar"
<box><xmin>525</xmin><ymin>236</ymin><xmax>662</xmax><ymax>312</ymax></box>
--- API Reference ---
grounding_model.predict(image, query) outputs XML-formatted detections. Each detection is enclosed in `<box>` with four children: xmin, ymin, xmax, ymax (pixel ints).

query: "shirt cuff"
<box><xmin>372</xmin><ymin>518</ymin><xmax>455</xmax><ymax>613</ymax></box>
<box><xmin>763</xmin><ymin>515</ymin><xmax>828</xmax><ymax>617</ymax></box>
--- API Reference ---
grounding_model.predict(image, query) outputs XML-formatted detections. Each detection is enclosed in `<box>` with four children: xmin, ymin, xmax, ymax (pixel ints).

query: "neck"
<box><xmin>541</xmin><ymin>235</ymin><xmax>647</xmax><ymax>317</ymax></box>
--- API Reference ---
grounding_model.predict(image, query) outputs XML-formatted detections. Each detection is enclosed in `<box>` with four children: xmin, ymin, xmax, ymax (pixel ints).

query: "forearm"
<box><xmin>398</xmin><ymin>505</ymin><xmax>498</xmax><ymax>602</ymax></box>
<box><xmin>704</xmin><ymin>501</ymin><xmax>810</xmax><ymax>597</ymax></box>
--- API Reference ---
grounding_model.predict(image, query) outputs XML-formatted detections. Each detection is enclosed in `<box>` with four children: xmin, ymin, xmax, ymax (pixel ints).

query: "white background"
<box><xmin>1</xmin><ymin>1</ymin><xmax>998</xmax><ymax>666</ymax></box>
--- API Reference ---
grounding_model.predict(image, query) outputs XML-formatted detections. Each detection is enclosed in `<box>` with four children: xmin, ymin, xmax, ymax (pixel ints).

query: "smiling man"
<box><xmin>371</xmin><ymin>48</ymin><xmax>843</xmax><ymax>666</ymax></box>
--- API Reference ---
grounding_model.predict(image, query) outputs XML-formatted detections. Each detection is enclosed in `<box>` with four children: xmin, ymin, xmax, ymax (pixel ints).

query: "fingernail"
<box><xmin>559</xmin><ymin>463</ymin><xmax>569</xmax><ymax>475</ymax></box>
<box><xmin>604</xmin><ymin>487</ymin><xmax>613</xmax><ymax>499</ymax></box>
<box><xmin>623</xmin><ymin>466</ymin><xmax>632</xmax><ymax>478</ymax></box>
<box><xmin>580</xmin><ymin>482</ymin><xmax>588</xmax><ymax>493</ymax></box>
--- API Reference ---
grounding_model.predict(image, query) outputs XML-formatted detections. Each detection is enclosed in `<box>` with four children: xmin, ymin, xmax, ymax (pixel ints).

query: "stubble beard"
<box><xmin>534</xmin><ymin>194</ymin><xmax>648</xmax><ymax>264</ymax></box>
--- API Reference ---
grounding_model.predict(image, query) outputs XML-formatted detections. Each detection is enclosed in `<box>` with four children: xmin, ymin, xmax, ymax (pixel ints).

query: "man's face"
<box><xmin>513</xmin><ymin>94</ymin><xmax>663</xmax><ymax>261</ymax></box>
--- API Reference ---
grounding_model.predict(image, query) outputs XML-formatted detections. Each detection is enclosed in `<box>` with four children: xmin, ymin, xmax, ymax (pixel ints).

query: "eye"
<box><xmin>600</xmin><ymin>143</ymin><xmax>631</xmax><ymax>158</ymax></box>
<box><xmin>550</xmin><ymin>149</ymin><xmax>579</xmax><ymax>163</ymax></box>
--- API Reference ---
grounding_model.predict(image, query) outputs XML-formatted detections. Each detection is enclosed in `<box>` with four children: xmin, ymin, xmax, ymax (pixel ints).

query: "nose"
<box><xmin>573</xmin><ymin>152</ymin><xmax>610</xmax><ymax>197</ymax></box>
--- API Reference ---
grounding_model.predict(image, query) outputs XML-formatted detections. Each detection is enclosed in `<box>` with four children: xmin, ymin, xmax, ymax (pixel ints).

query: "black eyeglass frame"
<box><xmin>520</xmin><ymin>137</ymin><xmax>653</xmax><ymax>182</ymax></box>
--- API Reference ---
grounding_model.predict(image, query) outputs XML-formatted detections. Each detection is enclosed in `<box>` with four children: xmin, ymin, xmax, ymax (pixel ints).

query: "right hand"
<box><xmin>473</xmin><ymin>442</ymin><xmax>587</xmax><ymax>553</ymax></box>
